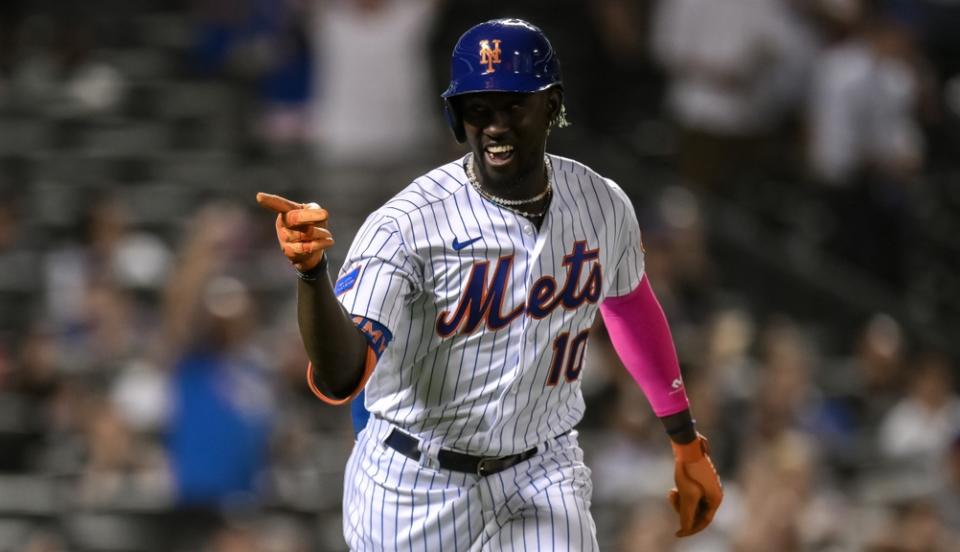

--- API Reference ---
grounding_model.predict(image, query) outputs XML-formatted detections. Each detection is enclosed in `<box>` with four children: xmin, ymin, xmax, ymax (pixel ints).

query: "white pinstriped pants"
<box><xmin>343</xmin><ymin>416</ymin><xmax>599</xmax><ymax>551</ymax></box>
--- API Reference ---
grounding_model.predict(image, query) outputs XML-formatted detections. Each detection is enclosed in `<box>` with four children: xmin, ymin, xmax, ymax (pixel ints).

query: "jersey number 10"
<box><xmin>545</xmin><ymin>329</ymin><xmax>590</xmax><ymax>386</ymax></box>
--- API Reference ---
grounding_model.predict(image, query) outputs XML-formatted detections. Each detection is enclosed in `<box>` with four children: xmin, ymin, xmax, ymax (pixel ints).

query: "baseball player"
<box><xmin>257</xmin><ymin>18</ymin><xmax>722</xmax><ymax>550</ymax></box>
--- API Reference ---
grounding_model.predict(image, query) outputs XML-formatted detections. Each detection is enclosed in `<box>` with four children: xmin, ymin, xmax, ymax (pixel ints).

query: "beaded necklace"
<box><xmin>465</xmin><ymin>153</ymin><xmax>553</xmax><ymax>219</ymax></box>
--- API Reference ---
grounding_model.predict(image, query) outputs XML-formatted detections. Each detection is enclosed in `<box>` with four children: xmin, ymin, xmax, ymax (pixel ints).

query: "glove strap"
<box><xmin>671</xmin><ymin>433</ymin><xmax>708</xmax><ymax>463</ymax></box>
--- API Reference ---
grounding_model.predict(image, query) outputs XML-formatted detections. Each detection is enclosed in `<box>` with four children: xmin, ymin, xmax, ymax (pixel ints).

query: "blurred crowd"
<box><xmin>1</xmin><ymin>0</ymin><xmax>960</xmax><ymax>550</ymax></box>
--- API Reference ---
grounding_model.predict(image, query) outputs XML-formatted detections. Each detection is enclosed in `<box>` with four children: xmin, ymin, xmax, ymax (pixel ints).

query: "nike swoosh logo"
<box><xmin>452</xmin><ymin>236</ymin><xmax>482</xmax><ymax>251</ymax></box>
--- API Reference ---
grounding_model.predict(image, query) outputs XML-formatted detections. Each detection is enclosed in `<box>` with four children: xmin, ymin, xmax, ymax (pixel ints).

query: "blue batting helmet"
<box><xmin>442</xmin><ymin>19</ymin><xmax>563</xmax><ymax>143</ymax></box>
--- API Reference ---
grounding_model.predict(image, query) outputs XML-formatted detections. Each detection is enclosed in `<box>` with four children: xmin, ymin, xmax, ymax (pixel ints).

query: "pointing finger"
<box><xmin>256</xmin><ymin>192</ymin><xmax>303</xmax><ymax>214</ymax></box>
<box><xmin>285</xmin><ymin>207</ymin><xmax>329</xmax><ymax>227</ymax></box>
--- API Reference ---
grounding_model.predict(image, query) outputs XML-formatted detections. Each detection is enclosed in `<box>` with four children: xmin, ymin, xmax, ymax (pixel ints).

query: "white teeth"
<box><xmin>485</xmin><ymin>145</ymin><xmax>514</xmax><ymax>154</ymax></box>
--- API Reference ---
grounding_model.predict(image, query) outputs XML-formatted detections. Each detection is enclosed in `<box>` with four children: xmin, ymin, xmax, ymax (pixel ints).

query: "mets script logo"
<box><xmin>479</xmin><ymin>39</ymin><xmax>502</xmax><ymax>74</ymax></box>
<box><xmin>436</xmin><ymin>241</ymin><xmax>602</xmax><ymax>336</ymax></box>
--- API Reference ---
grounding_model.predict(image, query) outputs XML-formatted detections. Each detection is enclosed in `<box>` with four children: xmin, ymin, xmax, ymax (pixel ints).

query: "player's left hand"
<box><xmin>668</xmin><ymin>432</ymin><xmax>723</xmax><ymax>537</ymax></box>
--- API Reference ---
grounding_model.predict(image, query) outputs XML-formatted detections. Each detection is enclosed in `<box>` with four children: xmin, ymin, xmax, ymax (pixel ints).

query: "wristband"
<box><xmin>666</xmin><ymin>418</ymin><xmax>696</xmax><ymax>436</ymax></box>
<box><xmin>296</xmin><ymin>254</ymin><xmax>328</xmax><ymax>281</ymax></box>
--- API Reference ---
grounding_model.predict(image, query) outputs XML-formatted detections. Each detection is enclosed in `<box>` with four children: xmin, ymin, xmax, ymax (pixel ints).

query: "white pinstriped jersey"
<box><xmin>335</xmin><ymin>154</ymin><xmax>645</xmax><ymax>457</ymax></box>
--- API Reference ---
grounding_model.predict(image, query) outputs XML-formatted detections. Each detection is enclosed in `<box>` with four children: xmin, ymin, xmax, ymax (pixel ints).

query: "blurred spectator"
<box><xmin>110</xmin><ymin>358</ymin><xmax>170</xmax><ymax>438</ymax></box>
<box><xmin>0</xmin><ymin>194</ymin><xmax>42</xmax><ymax>334</ymax></box>
<box><xmin>886</xmin><ymin>0</ymin><xmax>960</xmax><ymax>82</ymax></box>
<box><xmin>161</xmin><ymin>205</ymin><xmax>275</xmax><ymax>508</ymax></box>
<box><xmin>806</xmin><ymin>7</ymin><xmax>933</xmax><ymax>285</ymax></box>
<box><xmin>203</xmin><ymin>518</ymin><xmax>310</xmax><ymax>552</ymax></box>
<box><xmin>701</xmin><ymin>307</ymin><xmax>758</xmax><ymax>404</ymax></box>
<box><xmin>9</xmin><ymin>10</ymin><xmax>125</xmax><ymax>115</ymax></box>
<box><xmin>580</xmin><ymin>0</ymin><xmax>663</xmax><ymax>134</ymax></box>
<box><xmin>731</xmin><ymin>316</ymin><xmax>875</xmax><ymax>494</ymax></box>
<box><xmin>616</xmin><ymin>499</ymin><xmax>679</xmax><ymax>551</ymax></box>
<box><xmin>306</xmin><ymin>0</ymin><xmax>442</xmax><ymax>167</ymax></box>
<box><xmin>807</xmin><ymin>6</ymin><xmax>928</xmax><ymax>184</ymax></box>
<box><xmin>865</xmin><ymin>499</ymin><xmax>960</xmax><ymax>551</ymax></box>
<box><xmin>730</xmin><ymin>430</ymin><xmax>850</xmax><ymax>551</ymax></box>
<box><xmin>877</xmin><ymin>351</ymin><xmax>960</xmax><ymax>491</ymax></box>
<box><xmin>14</xmin><ymin>326</ymin><xmax>59</xmax><ymax>403</ymax></box>
<box><xmin>208</xmin><ymin>524</ymin><xmax>261</xmax><ymax>552</ymax></box>
<box><xmin>44</xmin><ymin>194</ymin><xmax>171</xmax><ymax>333</ymax></box>
<box><xmin>588</xmin><ymin>381</ymin><xmax>674</xmax><ymax>505</ymax></box>
<box><xmin>836</xmin><ymin>313</ymin><xmax>906</xmax><ymax>418</ymax></box>
<box><xmin>817</xmin><ymin>313</ymin><xmax>907</xmax><ymax>475</ymax></box>
<box><xmin>651</xmin><ymin>0</ymin><xmax>817</xmax><ymax>190</ymax></box>
<box><xmin>76</xmin><ymin>396</ymin><xmax>172</xmax><ymax>507</ymax></box>
<box><xmin>749</xmin><ymin>319</ymin><xmax>820</xmax><ymax>441</ymax></box>
<box><xmin>192</xmin><ymin>0</ymin><xmax>313</xmax><ymax>149</ymax></box>
<box><xmin>731</xmin><ymin>436</ymin><xmax>807</xmax><ymax>551</ymax></box>
<box><xmin>938</xmin><ymin>434</ymin><xmax>960</xmax><ymax>530</ymax></box>
<box><xmin>640</xmin><ymin>186</ymin><xmax>716</xmax><ymax>333</ymax></box>
<box><xmin>688</xmin><ymin>307</ymin><xmax>758</xmax><ymax>473</ymax></box>
<box><xmin>74</xmin><ymin>283</ymin><xmax>143</xmax><ymax>371</ymax></box>
<box><xmin>167</xmin><ymin>280</ymin><xmax>272</xmax><ymax>506</ymax></box>
<box><xmin>0</xmin><ymin>323</ymin><xmax>60</xmax><ymax>472</ymax></box>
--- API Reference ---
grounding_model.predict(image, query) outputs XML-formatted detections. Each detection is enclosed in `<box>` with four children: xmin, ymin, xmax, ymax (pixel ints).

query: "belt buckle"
<box><xmin>476</xmin><ymin>457</ymin><xmax>497</xmax><ymax>477</ymax></box>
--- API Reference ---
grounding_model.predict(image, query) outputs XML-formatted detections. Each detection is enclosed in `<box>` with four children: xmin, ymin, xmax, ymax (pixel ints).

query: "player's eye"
<box><xmin>461</xmin><ymin>104</ymin><xmax>492</xmax><ymax>127</ymax></box>
<box><xmin>464</xmin><ymin>104</ymin><xmax>489</xmax><ymax>118</ymax></box>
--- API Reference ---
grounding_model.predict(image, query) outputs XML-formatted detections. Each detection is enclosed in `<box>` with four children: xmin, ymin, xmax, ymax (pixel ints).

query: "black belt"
<box><xmin>383</xmin><ymin>428</ymin><xmax>538</xmax><ymax>477</ymax></box>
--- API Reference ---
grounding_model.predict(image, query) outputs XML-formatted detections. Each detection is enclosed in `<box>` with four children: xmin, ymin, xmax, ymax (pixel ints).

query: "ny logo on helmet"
<box><xmin>479</xmin><ymin>39</ymin><xmax>502</xmax><ymax>74</ymax></box>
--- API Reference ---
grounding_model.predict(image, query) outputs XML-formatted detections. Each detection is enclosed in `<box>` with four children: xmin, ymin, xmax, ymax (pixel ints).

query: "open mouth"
<box><xmin>484</xmin><ymin>144</ymin><xmax>515</xmax><ymax>167</ymax></box>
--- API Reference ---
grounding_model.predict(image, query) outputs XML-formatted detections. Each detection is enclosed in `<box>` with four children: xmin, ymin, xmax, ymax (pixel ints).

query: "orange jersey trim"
<box><xmin>305</xmin><ymin>347</ymin><xmax>378</xmax><ymax>405</ymax></box>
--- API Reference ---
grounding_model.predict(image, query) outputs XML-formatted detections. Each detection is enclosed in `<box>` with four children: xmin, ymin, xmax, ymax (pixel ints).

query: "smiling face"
<box><xmin>456</xmin><ymin>89</ymin><xmax>561</xmax><ymax>196</ymax></box>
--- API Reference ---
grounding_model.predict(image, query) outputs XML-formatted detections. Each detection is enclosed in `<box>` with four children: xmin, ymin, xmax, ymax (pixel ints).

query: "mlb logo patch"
<box><xmin>335</xmin><ymin>266</ymin><xmax>361</xmax><ymax>295</ymax></box>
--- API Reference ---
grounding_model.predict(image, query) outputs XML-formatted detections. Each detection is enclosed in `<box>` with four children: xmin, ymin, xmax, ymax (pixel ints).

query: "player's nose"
<box><xmin>483</xmin><ymin>109</ymin><xmax>512</xmax><ymax>135</ymax></box>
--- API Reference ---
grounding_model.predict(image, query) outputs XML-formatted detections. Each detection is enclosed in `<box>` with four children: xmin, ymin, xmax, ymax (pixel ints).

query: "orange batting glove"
<box><xmin>256</xmin><ymin>192</ymin><xmax>334</xmax><ymax>272</ymax></box>
<box><xmin>668</xmin><ymin>432</ymin><xmax>723</xmax><ymax>537</ymax></box>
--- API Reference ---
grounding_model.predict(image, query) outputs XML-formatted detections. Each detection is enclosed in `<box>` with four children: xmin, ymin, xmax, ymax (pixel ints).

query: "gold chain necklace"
<box><xmin>465</xmin><ymin>153</ymin><xmax>553</xmax><ymax>218</ymax></box>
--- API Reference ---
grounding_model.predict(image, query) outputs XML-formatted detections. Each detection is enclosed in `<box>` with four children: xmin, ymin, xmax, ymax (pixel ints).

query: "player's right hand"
<box><xmin>669</xmin><ymin>432</ymin><xmax>723</xmax><ymax>537</ymax></box>
<box><xmin>256</xmin><ymin>192</ymin><xmax>334</xmax><ymax>272</ymax></box>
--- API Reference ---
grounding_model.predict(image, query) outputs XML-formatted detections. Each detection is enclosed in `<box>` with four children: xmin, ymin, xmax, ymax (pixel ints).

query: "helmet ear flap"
<box><xmin>444</xmin><ymin>99</ymin><xmax>466</xmax><ymax>143</ymax></box>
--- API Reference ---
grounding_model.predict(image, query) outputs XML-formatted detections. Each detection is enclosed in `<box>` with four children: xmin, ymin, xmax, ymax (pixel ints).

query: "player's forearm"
<box><xmin>600</xmin><ymin>277</ymin><xmax>698</xmax><ymax>443</ymax></box>
<box><xmin>600</xmin><ymin>275</ymin><xmax>691</xmax><ymax>417</ymax></box>
<box><xmin>296</xmin><ymin>261</ymin><xmax>369</xmax><ymax>399</ymax></box>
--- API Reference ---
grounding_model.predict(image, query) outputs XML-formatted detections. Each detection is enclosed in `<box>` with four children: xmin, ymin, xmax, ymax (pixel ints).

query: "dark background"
<box><xmin>1</xmin><ymin>0</ymin><xmax>959</xmax><ymax>550</ymax></box>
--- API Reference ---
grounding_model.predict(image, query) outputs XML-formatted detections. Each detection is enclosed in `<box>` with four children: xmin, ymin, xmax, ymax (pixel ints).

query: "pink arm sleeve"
<box><xmin>599</xmin><ymin>275</ymin><xmax>690</xmax><ymax>417</ymax></box>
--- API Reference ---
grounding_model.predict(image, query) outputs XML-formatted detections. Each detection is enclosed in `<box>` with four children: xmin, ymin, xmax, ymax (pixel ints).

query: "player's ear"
<box><xmin>546</xmin><ymin>88</ymin><xmax>563</xmax><ymax>123</ymax></box>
